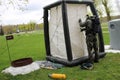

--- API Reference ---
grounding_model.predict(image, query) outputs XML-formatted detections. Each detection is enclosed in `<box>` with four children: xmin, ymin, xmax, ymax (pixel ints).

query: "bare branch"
<box><xmin>0</xmin><ymin>0</ymin><xmax>28</xmax><ymax>11</ymax></box>
<box><xmin>94</xmin><ymin>0</ymin><xmax>111</xmax><ymax>21</ymax></box>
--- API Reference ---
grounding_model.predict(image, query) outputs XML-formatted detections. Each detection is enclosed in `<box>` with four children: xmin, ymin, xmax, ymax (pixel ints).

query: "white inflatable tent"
<box><xmin>44</xmin><ymin>0</ymin><xmax>105</xmax><ymax>66</ymax></box>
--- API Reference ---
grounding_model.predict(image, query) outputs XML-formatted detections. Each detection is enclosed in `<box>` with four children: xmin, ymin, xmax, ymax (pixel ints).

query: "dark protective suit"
<box><xmin>79</xmin><ymin>15</ymin><xmax>99</xmax><ymax>63</ymax></box>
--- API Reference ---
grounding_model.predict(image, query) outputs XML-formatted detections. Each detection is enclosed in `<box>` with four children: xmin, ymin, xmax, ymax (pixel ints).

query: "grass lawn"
<box><xmin>101</xmin><ymin>23</ymin><xmax>110</xmax><ymax>45</ymax></box>
<box><xmin>0</xmin><ymin>53</ymin><xmax>120</xmax><ymax>80</ymax></box>
<box><xmin>0</xmin><ymin>31</ymin><xmax>46</xmax><ymax>71</ymax></box>
<box><xmin>0</xmin><ymin>24</ymin><xmax>120</xmax><ymax>80</ymax></box>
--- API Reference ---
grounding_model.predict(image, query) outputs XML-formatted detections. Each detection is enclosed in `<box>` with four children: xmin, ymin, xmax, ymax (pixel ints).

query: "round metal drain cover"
<box><xmin>11</xmin><ymin>58</ymin><xmax>33</xmax><ymax>67</ymax></box>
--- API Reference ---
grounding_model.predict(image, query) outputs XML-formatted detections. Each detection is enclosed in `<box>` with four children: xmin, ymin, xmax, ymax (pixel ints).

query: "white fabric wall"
<box><xmin>67</xmin><ymin>4</ymin><xmax>88</xmax><ymax>60</ymax></box>
<box><xmin>49</xmin><ymin>5</ymin><xmax>67</xmax><ymax>60</ymax></box>
<box><xmin>49</xmin><ymin>4</ymin><xmax>88</xmax><ymax>60</ymax></box>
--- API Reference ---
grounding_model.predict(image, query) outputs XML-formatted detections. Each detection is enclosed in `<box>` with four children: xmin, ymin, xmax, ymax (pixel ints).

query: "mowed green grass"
<box><xmin>0</xmin><ymin>53</ymin><xmax>120</xmax><ymax>80</ymax></box>
<box><xmin>101</xmin><ymin>23</ymin><xmax>110</xmax><ymax>45</ymax></box>
<box><xmin>0</xmin><ymin>31</ymin><xmax>46</xmax><ymax>71</ymax></box>
<box><xmin>0</xmin><ymin>24</ymin><xmax>120</xmax><ymax>80</ymax></box>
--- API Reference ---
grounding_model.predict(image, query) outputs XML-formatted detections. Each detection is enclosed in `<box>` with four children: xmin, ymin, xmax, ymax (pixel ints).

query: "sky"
<box><xmin>0</xmin><ymin>0</ymin><xmax>120</xmax><ymax>25</ymax></box>
<box><xmin>0</xmin><ymin>0</ymin><xmax>58</xmax><ymax>25</ymax></box>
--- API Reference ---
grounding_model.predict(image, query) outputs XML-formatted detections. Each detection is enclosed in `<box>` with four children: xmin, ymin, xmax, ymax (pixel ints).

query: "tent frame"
<box><xmin>44</xmin><ymin>0</ymin><xmax>106</xmax><ymax>66</ymax></box>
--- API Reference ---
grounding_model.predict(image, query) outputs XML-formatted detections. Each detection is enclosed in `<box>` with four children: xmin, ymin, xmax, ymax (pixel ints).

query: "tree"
<box><xmin>0</xmin><ymin>0</ymin><xmax>28</xmax><ymax>17</ymax></box>
<box><xmin>0</xmin><ymin>0</ymin><xmax>29</xmax><ymax>24</ymax></box>
<box><xmin>93</xmin><ymin>0</ymin><xmax>104</xmax><ymax>19</ymax></box>
<box><xmin>26</xmin><ymin>21</ymin><xmax>36</xmax><ymax>31</ymax></box>
<box><xmin>93</xmin><ymin>0</ymin><xmax>112</xmax><ymax>21</ymax></box>
<box><xmin>0</xmin><ymin>25</ymin><xmax>4</xmax><ymax>35</ymax></box>
<box><xmin>0</xmin><ymin>0</ymin><xmax>28</xmax><ymax>11</ymax></box>
<box><xmin>102</xmin><ymin>0</ymin><xmax>111</xmax><ymax>21</ymax></box>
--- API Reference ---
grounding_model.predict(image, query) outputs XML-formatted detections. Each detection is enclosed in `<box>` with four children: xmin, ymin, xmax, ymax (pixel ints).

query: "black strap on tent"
<box><xmin>61</xmin><ymin>0</ymin><xmax>73</xmax><ymax>61</ymax></box>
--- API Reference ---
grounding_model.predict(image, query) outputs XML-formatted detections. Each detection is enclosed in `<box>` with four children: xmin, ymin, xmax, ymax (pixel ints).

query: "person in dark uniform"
<box><xmin>79</xmin><ymin>15</ymin><xmax>99</xmax><ymax>64</ymax></box>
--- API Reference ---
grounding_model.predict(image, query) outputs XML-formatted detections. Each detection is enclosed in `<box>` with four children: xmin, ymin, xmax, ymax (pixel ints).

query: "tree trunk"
<box><xmin>102</xmin><ymin>0</ymin><xmax>111</xmax><ymax>21</ymax></box>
